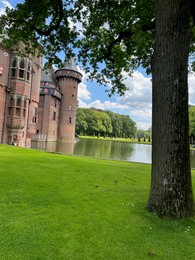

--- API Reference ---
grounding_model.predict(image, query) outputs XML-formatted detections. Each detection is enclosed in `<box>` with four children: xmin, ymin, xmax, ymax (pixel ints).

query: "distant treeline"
<box><xmin>189</xmin><ymin>105</ymin><xmax>195</xmax><ymax>143</ymax></box>
<box><xmin>76</xmin><ymin>108</ymin><xmax>137</xmax><ymax>138</ymax></box>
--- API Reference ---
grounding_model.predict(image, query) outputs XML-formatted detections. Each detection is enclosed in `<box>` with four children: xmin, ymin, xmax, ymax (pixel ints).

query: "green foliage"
<box><xmin>75</xmin><ymin>108</ymin><xmax>88</xmax><ymax>135</ymax></box>
<box><xmin>137</xmin><ymin>129</ymin><xmax>151</xmax><ymax>140</ymax></box>
<box><xmin>1</xmin><ymin>0</ymin><xmax>195</xmax><ymax>93</ymax></box>
<box><xmin>76</xmin><ymin>108</ymin><xmax>137</xmax><ymax>137</ymax></box>
<box><xmin>0</xmin><ymin>145</ymin><xmax>195</xmax><ymax>259</ymax></box>
<box><xmin>189</xmin><ymin>105</ymin><xmax>195</xmax><ymax>137</ymax></box>
<box><xmin>0</xmin><ymin>0</ymin><xmax>155</xmax><ymax>94</ymax></box>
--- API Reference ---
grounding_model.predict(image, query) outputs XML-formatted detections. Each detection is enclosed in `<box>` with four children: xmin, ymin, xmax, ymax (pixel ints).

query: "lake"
<box><xmin>31</xmin><ymin>138</ymin><xmax>195</xmax><ymax>168</ymax></box>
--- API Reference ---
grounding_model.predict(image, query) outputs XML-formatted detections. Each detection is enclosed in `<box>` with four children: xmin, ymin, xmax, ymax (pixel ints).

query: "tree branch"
<box><xmin>105</xmin><ymin>21</ymin><xmax>155</xmax><ymax>62</ymax></box>
<box><xmin>12</xmin><ymin>0</ymin><xmax>64</xmax><ymax>36</ymax></box>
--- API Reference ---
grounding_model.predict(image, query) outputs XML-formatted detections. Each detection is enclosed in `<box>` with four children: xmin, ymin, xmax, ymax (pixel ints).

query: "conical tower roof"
<box><xmin>61</xmin><ymin>57</ymin><xmax>79</xmax><ymax>72</ymax></box>
<box><xmin>41</xmin><ymin>69</ymin><xmax>57</xmax><ymax>84</ymax></box>
<box><xmin>55</xmin><ymin>57</ymin><xmax>82</xmax><ymax>83</ymax></box>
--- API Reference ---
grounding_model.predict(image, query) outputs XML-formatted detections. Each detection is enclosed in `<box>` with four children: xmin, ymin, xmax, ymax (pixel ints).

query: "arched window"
<box><xmin>68</xmin><ymin>104</ymin><xmax>72</xmax><ymax>111</ymax></box>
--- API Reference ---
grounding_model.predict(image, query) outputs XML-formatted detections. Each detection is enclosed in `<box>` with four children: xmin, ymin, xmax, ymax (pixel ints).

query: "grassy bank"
<box><xmin>79</xmin><ymin>135</ymin><xmax>151</xmax><ymax>144</ymax></box>
<box><xmin>0</xmin><ymin>144</ymin><xmax>194</xmax><ymax>259</ymax></box>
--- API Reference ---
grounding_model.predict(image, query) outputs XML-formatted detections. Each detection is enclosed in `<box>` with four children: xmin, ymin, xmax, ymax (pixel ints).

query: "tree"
<box><xmin>147</xmin><ymin>0</ymin><xmax>194</xmax><ymax>218</ymax></box>
<box><xmin>105</xmin><ymin>111</ymin><xmax>123</xmax><ymax>138</ymax></box>
<box><xmin>121</xmin><ymin>115</ymin><xmax>137</xmax><ymax>138</ymax></box>
<box><xmin>189</xmin><ymin>106</ymin><xmax>195</xmax><ymax>134</ymax></box>
<box><xmin>1</xmin><ymin>0</ymin><xmax>194</xmax><ymax>218</ymax></box>
<box><xmin>99</xmin><ymin>112</ymin><xmax>112</xmax><ymax>136</ymax></box>
<box><xmin>76</xmin><ymin>108</ymin><xmax>88</xmax><ymax>135</ymax></box>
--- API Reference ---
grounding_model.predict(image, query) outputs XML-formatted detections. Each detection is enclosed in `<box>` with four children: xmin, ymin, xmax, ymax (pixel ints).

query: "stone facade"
<box><xmin>0</xmin><ymin>45</ymin><xmax>82</xmax><ymax>147</ymax></box>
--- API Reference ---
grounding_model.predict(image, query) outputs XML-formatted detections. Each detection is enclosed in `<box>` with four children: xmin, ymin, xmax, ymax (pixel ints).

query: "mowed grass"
<box><xmin>0</xmin><ymin>145</ymin><xmax>194</xmax><ymax>260</ymax></box>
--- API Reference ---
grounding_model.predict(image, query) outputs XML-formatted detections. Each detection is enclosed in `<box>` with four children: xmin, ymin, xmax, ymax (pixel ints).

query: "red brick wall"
<box><xmin>57</xmin><ymin>75</ymin><xmax>80</xmax><ymax>141</ymax></box>
<box><xmin>0</xmin><ymin>47</ymin><xmax>10</xmax><ymax>143</ymax></box>
<box><xmin>36</xmin><ymin>94</ymin><xmax>60</xmax><ymax>141</ymax></box>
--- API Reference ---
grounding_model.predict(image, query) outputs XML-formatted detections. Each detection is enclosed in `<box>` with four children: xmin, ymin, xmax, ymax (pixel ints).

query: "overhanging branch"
<box><xmin>9</xmin><ymin>0</ymin><xmax>64</xmax><ymax>36</ymax></box>
<box><xmin>105</xmin><ymin>21</ymin><xmax>155</xmax><ymax>62</ymax></box>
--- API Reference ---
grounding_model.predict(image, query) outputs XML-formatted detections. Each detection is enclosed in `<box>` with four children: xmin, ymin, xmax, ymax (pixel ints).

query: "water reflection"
<box><xmin>31</xmin><ymin>140</ymin><xmax>75</xmax><ymax>155</ymax></box>
<box><xmin>73</xmin><ymin>139</ymin><xmax>135</xmax><ymax>161</ymax></box>
<box><xmin>31</xmin><ymin>138</ymin><xmax>195</xmax><ymax>167</ymax></box>
<box><xmin>31</xmin><ymin>138</ymin><xmax>151</xmax><ymax>163</ymax></box>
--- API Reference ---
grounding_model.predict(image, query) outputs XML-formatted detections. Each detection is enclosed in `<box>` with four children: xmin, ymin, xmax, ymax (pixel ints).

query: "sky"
<box><xmin>1</xmin><ymin>0</ymin><xmax>195</xmax><ymax>130</ymax></box>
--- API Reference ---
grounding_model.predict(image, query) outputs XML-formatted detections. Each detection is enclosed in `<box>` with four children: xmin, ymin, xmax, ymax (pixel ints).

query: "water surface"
<box><xmin>32</xmin><ymin>138</ymin><xmax>195</xmax><ymax>167</ymax></box>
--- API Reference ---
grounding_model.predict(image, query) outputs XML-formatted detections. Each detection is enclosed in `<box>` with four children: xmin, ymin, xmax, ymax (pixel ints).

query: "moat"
<box><xmin>31</xmin><ymin>138</ymin><xmax>195</xmax><ymax>168</ymax></box>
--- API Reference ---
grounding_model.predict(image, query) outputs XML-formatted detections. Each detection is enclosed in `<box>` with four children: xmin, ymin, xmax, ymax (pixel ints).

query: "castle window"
<box><xmin>18</xmin><ymin>58</ymin><xmax>25</xmax><ymax>79</ymax></box>
<box><xmin>68</xmin><ymin>104</ymin><xmax>72</xmax><ymax>111</ymax></box>
<box><xmin>15</xmin><ymin>97</ymin><xmax>21</xmax><ymax>117</ymax></box>
<box><xmin>8</xmin><ymin>107</ymin><xmax>13</xmax><ymax>116</ymax></box>
<box><xmin>16</xmin><ymin>108</ymin><xmax>20</xmax><ymax>116</ymax></box>
<box><xmin>23</xmin><ymin>99</ymin><xmax>27</xmax><ymax>118</ymax></box>
<box><xmin>53</xmin><ymin>111</ymin><xmax>56</xmax><ymax>120</ymax></box>
<box><xmin>54</xmin><ymin>98</ymin><xmax>57</xmax><ymax>107</ymax></box>
<box><xmin>16</xmin><ymin>97</ymin><xmax>21</xmax><ymax>107</ymax></box>
<box><xmin>24</xmin><ymin>99</ymin><xmax>27</xmax><ymax>108</ymax></box>
<box><xmin>11</xmin><ymin>56</ymin><xmax>17</xmax><ymax>78</ymax></box>
<box><xmin>26</xmin><ymin>60</ymin><xmax>31</xmax><ymax>81</ymax></box>
<box><xmin>23</xmin><ymin>109</ymin><xmax>26</xmax><ymax>118</ymax></box>
<box><xmin>9</xmin><ymin>97</ymin><xmax>14</xmax><ymax>106</ymax></box>
<box><xmin>32</xmin><ymin>108</ymin><xmax>38</xmax><ymax>123</ymax></box>
<box><xmin>8</xmin><ymin>97</ymin><xmax>14</xmax><ymax>116</ymax></box>
<box><xmin>69</xmin><ymin>117</ymin><xmax>72</xmax><ymax>124</ymax></box>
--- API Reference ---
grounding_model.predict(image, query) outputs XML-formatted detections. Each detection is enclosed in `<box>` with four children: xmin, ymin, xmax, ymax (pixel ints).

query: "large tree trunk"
<box><xmin>147</xmin><ymin>0</ymin><xmax>194</xmax><ymax>218</ymax></box>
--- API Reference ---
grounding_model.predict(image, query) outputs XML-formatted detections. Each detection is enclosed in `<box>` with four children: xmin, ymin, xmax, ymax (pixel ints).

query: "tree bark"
<box><xmin>147</xmin><ymin>0</ymin><xmax>194</xmax><ymax>218</ymax></box>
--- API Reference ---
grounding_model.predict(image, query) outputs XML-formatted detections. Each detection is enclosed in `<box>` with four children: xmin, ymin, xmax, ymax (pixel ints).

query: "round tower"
<box><xmin>55</xmin><ymin>58</ymin><xmax>82</xmax><ymax>141</ymax></box>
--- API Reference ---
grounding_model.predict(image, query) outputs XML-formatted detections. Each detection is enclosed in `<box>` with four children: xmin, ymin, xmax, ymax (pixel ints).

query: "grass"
<box><xmin>0</xmin><ymin>144</ymin><xmax>194</xmax><ymax>259</ymax></box>
<box><xmin>79</xmin><ymin>135</ymin><xmax>151</xmax><ymax>144</ymax></box>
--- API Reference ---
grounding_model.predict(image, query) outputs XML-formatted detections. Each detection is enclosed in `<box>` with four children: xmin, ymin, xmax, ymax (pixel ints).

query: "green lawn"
<box><xmin>0</xmin><ymin>144</ymin><xmax>194</xmax><ymax>259</ymax></box>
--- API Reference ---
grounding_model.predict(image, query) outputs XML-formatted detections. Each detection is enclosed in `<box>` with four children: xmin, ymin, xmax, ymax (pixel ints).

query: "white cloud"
<box><xmin>78</xmin><ymin>99</ymin><xmax>88</xmax><ymax>108</ymax></box>
<box><xmin>130</xmin><ymin>105</ymin><xmax>152</xmax><ymax>119</ymax></box>
<box><xmin>78</xmin><ymin>82</ymin><xmax>91</xmax><ymax>100</ymax></box>
<box><xmin>136</xmin><ymin>121</ymin><xmax>151</xmax><ymax>130</ymax></box>
<box><xmin>188</xmin><ymin>73</ymin><xmax>195</xmax><ymax>104</ymax></box>
<box><xmin>0</xmin><ymin>0</ymin><xmax>13</xmax><ymax>16</ymax></box>
<box><xmin>119</xmin><ymin>70</ymin><xmax>152</xmax><ymax>103</ymax></box>
<box><xmin>78</xmin><ymin>99</ymin><xmax>130</xmax><ymax>110</ymax></box>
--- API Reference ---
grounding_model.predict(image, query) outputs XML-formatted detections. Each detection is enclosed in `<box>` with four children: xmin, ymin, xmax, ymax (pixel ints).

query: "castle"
<box><xmin>0</xmin><ymin>44</ymin><xmax>82</xmax><ymax>148</ymax></box>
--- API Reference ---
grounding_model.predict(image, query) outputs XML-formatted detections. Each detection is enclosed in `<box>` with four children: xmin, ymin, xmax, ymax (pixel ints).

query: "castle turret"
<box><xmin>35</xmin><ymin>69</ymin><xmax>61</xmax><ymax>142</ymax></box>
<box><xmin>55</xmin><ymin>58</ymin><xmax>82</xmax><ymax>141</ymax></box>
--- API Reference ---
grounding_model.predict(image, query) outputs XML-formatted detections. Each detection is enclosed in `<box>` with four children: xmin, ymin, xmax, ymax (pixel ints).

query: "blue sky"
<box><xmin>1</xmin><ymin>0</ymin><xmax>195</xmax><ymax>130</ymax></box>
